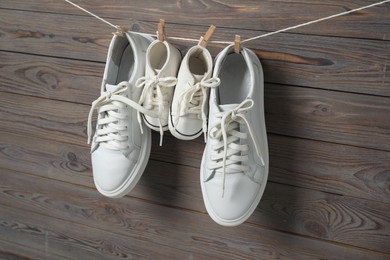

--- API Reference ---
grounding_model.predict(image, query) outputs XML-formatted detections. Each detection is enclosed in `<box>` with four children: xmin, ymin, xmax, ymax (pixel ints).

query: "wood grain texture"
<box><xmin>2</xmin><ymin>80</ymin><xmax>390</xmax><ymax>152</ymax></box>
<box><xmin>0</xmin><ymin>92</ymin><xmax>388</xmax><ymax>201</ymax></box>
<box><xmin>1</xmin><ymin>1</ymin><xmax>389</xmax><ymax>258</ymax></box>
<box><xmin>0</xmin><ymin>132</ymin><xmax>389</xmax><ymax>252</ymax></box>
<box><xmin>0</xmin><ymin>241</ymin><xmax>49</xmax><ymax>260</ymax></box>
<box><xmin>1</xmin><ymin>11</ymin><xmax>389</xmax><ymax>96</ymax></box>
<box><xmin>94</xmin><ymin>163</ymin><xmax>390</xmax><ymax>253</ymax></box>
<box><xmin>265</xmin><ymin>83</ymin><xmax>390</xmax><ymax>151</ymax></box>
<box><xmin>0</xmin><ymin>9</ymin><xmax>118</xmax><ymax>62</ymax></box>
<box><xmin>0</xmin><ymin>51</ymin><xmax>102</xmax><ymax>104</ymax></box>
<box><xmin>1</xmin><ymin>170</ymin><xmax>389</xmax><ymax>259</ymax></box>
<box><xmin>266</xmin><ymin>134</ymin><xmax>390</xmax><ymax>203</ymax></box>
<box><xmin>252</xmin><ymin>35</ymin><xmax>390</xmax><ymax>97</ymax></box>
<box><xmin>0</xmin><ymin>132</ymin><xmax>91</xmax><ymax>186</ymax></box>
<box><xmin>252</xmin><ymin>182</ymin><xmax>390</xmax><ymax>253</ymax></box>
<box><xmin>1</xmin><ymin>0</ymin><xmax>389</xmax><ymax>40</ymax></box>
<box><xmin>0</xmin><ymin>92</ymin><xmax>88</xmax><ymax>146</ymax></box>
<box><xmin>0</xmin><ymin>205</ymin><xmax>197</xmax><ymax>260</ymax></box>
<box><xmin>151</xmin><ymin>132</ymin><xmax>390</xmax><ymax>203</ymax></box>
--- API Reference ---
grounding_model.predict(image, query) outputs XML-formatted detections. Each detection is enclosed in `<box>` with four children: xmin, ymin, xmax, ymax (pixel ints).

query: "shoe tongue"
<box><xmin>145</xmin><ymin>66</ymin><xmax>163</xmax><ymax>79</ymax></box>
<box><xmin>105</xmin><ymin>83</ymin><xmax>118</xmax><ymax>92</ymax></box>
<box><xmin>193</xmin><ymin>73</ymin><xmax>205</xmax><ymax>82</ymax></box>
<box><xmin>219</xmin><ymin>104</ymin><xmax>239</xmax><ymax>112</ymax></box>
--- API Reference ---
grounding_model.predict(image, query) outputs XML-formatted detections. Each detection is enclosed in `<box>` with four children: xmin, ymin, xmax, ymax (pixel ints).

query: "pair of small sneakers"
<box><xmin>87</xmin><ymin>31</ymin><xmax>268</xmax><ymax>227</ymax></box>
<box><xmin>135</xmin><ymin>35</ymin><xmax>220</xmax><ymax>145</ymax></box>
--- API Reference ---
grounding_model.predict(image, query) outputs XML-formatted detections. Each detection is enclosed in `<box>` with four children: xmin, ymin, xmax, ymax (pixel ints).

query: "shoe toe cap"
<box><xmin>92</xmin><ymin>147</ymin><xmax>136</xmax><ymax>195</ymax></box>
<box><xmin>171</xmin><ymin>116</ymin><xmax>202</xmax><ymax>137</ymax></box>
<box><xmin>203</xmin><ymin>173</ymin><xmax>261</xmax><ymax>226</ymax></box>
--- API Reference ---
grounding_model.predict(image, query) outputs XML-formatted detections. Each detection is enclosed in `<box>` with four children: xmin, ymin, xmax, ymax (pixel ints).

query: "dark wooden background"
<box><xmin>0</xmin><ymin>0</ymin><xmax>389</xmax><ymax>259</ymax></box>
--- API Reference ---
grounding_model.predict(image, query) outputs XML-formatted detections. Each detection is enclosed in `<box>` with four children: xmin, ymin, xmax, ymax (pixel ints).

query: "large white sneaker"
<box><xmin>169</xmin><ymin>45</ymin><xmax>220</xmax><ymax>141</ymax></box>
<box><xmin>200</xmin><ymin>45</ymin><xmax>269</xmax><ymax>226</ymax></box>
<box><xmin>136</xmin><ymin>39</ymin><xmax>181</xmax><ymax>145</ymax></box>
<box><xmin>87</xmin><ymin>32</ymin><xmax>154</xmax><ymax>198</ymax></box>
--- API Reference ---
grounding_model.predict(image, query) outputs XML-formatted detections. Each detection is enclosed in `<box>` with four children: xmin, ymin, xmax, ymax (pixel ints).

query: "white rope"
<box><xmin>64</xmin><ymin>0</ymin><xmax>390</xmax><ymax>45</ymax></box>
<box><xmin>64</xmin><ymin>0</ymin><xmax>120</xmax><ymax>30</ymax></box>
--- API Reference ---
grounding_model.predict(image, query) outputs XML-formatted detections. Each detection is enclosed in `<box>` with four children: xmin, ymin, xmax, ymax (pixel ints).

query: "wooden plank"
<box><xmin>0</xmin><ymin>205</ymin><xmax>199</xmax><ymax>260</ymax></box>
<box><xmin>266</xmin><ymin>134</ymin><xmax>390</xmax><ymax>202</ymax></box>
<box><xmin>251</xmin><ymin>182</ymin><xmax>390</xmax><ymax>253</ymax></box>
<box><xmin>1</xmin><ymin>47</ymin><xmax>389</xmax><ymax>106</ymax></box>
<box><xmin>0</xmin><ymin>143</ymin><xmax>389</xmax><ymax>253</ymax></box>
<box><xmin>252</xmin><ymin>36</ymin><xmax>390</xmax><ymax>97</ymax></box>
<box><xmin>0</xmin><ymin>132</ymin><xmax>92</xmax><ymax>186</ymax></box>
<box><xmin>0</xmin><ymin>93</ymin><xmax>389</xmax><ymax>202</ymax></box>
<box><xmin>1</xmin><ymin>0</ymin><xmax>389</xmax><ymax>40</ymax></box>
<box><xmin>2</xmin><ymin>80</ymin><xmax>390</xmax><ymax>151</ymax></box>
<box><xmin>0</xmin><ymin>170</ymin><xmax>388</xmax><ymax>259</ymax></box>
<box><xmin>0</xmin><ymin>239</ymin><xmax>66</xmax><ymax>260</ymax></box>
<box><xmin>0</xmin><ymin>92</ymin><xmax>88</xmax><ymax>146</ymax></box>
<box><xmin>151</xmin><ymin>132</ymin><xmax>390</xmax><ymax>203</ymax></box>
<box><xmin>264</xmin><ymin>83</ymin><xmax>390</xmax><ymax>151</ymax></box>
<box><xmin>1</xmin><ymin>10</ymin><xmax>389</xmax><ymax>96</ymax></box>
<box><xmin>88</xmin><ymin>165</ymin><xmax>390</xmax><ymax>253</ymax></box>
<box><xmin>0</xmin><ymin>2</ymin><xmax>388</xmax><ymax>259</ymax></box>
<box><xmin>0</xmin><ymin>9</ymin><xmax>120</xmax><ymax>62</ymax></box>
<box><xmin>0</xmin><ymin>51</ymin><xmax>102</xmax><ymax>105</ymax></box>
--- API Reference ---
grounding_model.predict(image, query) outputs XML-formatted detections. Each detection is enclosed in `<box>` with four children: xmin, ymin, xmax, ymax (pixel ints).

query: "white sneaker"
<box><xmin>87</xmin><ymin>32</ymin><xmax>155</xmax><ymax>198</ymax></box>
<box><xmin>169</xmin><ymin>45</ymin><xmax>220</xmax><ymax>141</ymax></box>
<box><xmin>136</xmin><ymin>40</ymin><xmax>181</xmax><ymax>145</ymax></box>
<box><xmin>200</xmin><ymin>45</ymin><xmax>269</xmax><ymax>226</ymax></box>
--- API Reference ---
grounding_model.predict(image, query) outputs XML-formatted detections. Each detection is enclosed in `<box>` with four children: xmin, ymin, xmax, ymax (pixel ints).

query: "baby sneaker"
<box><xmin>87</xmin><ymin>32</ymin><xmax>154</xmax><ymax>198</ymax></box>
<box><xmin>169</xmin><ymin>44</ymin><xmax>220</xmax><ymax>141</ymax></box>
<box><xmin>200</xmin><ymin>45</ymin><xmax>269</xmax><ymax>226</ymax></box>
<box><xmin>136</xmin><ymin>39</ymin><xmax>181</xmax><ymax>145</ymax></box>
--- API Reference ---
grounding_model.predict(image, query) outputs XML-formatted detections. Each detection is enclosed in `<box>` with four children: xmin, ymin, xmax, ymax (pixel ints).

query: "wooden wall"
<box><xmin>0</xmin><ymin>0</ymin><xmax>389</xmax><ymax>259</ymax></box>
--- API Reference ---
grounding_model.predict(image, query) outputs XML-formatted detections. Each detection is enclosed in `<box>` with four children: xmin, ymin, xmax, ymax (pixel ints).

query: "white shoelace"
<box><xmin>136</xmin><ymin>75</ymin><xmax>177</xmax><ymax>146</ymax></box>
<box><xmin>177</xmin><ymin>77</ymin><xmax>220</xmax><ymax>142</ymax></box>
<box><xmin>87</xmin><ymin>81</ymin><xmax>157</xmax><ymax>151</ymax></box>
<box><xmin>208</xmin><ymin>99</ymin><xmax>265</xmax><ymax>197</ymax></box>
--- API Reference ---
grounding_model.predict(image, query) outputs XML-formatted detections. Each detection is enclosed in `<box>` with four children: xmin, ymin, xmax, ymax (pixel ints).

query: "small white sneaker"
<box><xmin>200</xmin><ymin>45</ymin><xmax>269</xmax><ymax>226</ymax></box>
<box><xmin>169</xmin><ymin>45</ymin><xmax>220</xmax><ymax>141</ymax></box>
<box><xmin>136</xmin><ymin>39</ymin><xmax>181</xmax><ymax>145</ymax></box>
<box><xmin>87</xmin><ymin>32</ymin><xmax>155</xmax><ymax>198</ymax></box>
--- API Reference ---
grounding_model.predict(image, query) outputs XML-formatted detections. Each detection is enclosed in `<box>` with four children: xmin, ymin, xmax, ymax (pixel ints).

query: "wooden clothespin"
<box><xmin>198</xmin><ymin>25</ymin><xmax>216</xmax><ymax>47</ymax></box>
<box><xmin>234</xmin><ymin>35</ymin><xmax>241</xmax><ymax>54</ymax></box>
<box><xmin>113</xmin><ymin>25</ymin><xmax>128</xmax><ymax>37</ymax></box>
<box><xmin>157</xmin><ymin>19</ymin><xmax>165</xmax><ymax>41</ymax></box>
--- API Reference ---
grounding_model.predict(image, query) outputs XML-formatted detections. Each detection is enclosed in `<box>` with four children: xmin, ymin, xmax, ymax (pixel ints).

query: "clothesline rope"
<box><xmin>64</xmin><ymin>0</ymin><xmax>390</xmax><ymax>45</ymax></box>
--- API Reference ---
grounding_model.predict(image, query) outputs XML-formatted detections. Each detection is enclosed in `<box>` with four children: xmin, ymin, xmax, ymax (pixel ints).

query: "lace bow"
<box><xmin>136</xmin><ymin>75</ymin><xmax>177</xmax><ymax>145</ymax></box>
<box><xmin>178</xmin><ymin>77</ymin><xmax>220</xmax><ymax>142</ymax></box>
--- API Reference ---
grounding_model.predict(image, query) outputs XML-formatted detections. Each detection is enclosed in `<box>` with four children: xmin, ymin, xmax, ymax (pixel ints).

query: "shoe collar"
<box><xmin>145</xmin><ymin>40</ymin><xmax>173</xmax><ymax>77</ymax></box>
<box><xmin>182</xmin><ymin>45</ymin><xmax>213</xmax><ymax>84</ymax></box>
<box><xmin>212</xmin><ymin>44</ymin><xmax>256</xmax><ymax>105</ymax></box>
